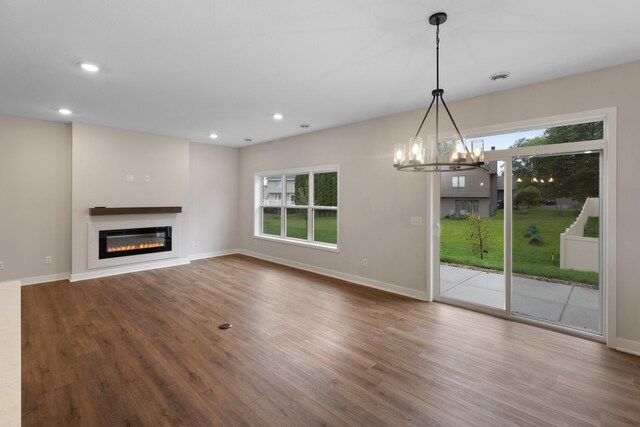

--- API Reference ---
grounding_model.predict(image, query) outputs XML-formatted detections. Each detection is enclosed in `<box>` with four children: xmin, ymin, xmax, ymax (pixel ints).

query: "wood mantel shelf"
<box><xmin>89</xmin><ymin>206</ymin><xmax>182</xmax><ymax>216</ymax></box>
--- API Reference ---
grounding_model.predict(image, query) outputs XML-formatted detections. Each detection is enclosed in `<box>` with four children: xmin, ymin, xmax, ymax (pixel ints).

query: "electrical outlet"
<box><xmin>0</xmin><ymin>261</ymin><xmax>4</xmax><ymax>270</ymax></box>
<box><xmin>45</xmin><ymin>256</ymin><xmax>53</xmax><ymax>264</ymax></box>
<box><xmin>144</xmin><ymin>175</ymin><xmax>151</xmax><ymax>182</ymax></box>
<box><xmin>362</xmin><ymin>258</ymin><xmax>368</xmax><ymax>267</ymax></box>
<box><xmin>126</xmin><ymin>174</ymin><xmax>135</xmax><ymax>182</ymax></box>
<box><xmin>411</xmin><ymin>216</ymin><xmax>423</xmax><ymax>226</ymax></box>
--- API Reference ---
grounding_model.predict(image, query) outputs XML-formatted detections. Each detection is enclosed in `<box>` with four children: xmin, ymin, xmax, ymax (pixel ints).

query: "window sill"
<box><xmin>253</xmin><ymin>235</ymin><xmax>339</xmax><ymax>253</ymax></box>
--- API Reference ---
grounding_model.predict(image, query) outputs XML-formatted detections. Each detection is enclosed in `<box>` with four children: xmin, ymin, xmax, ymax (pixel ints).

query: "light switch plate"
<box><xmin>126</xmin><ymin>174</ymin><xmax>135</xmax><ymax>182</ymax></box>
<box><xmin>411</xmin><ymin>216</ymin><xmax>423</xmax><ymax>226</ymax></box>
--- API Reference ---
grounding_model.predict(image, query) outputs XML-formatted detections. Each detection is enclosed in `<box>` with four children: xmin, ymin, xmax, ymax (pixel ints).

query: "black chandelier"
<box><xmin>393</xmin><ymin>12</ymin><xmax>485</xmax><ymax>172</ymax></box>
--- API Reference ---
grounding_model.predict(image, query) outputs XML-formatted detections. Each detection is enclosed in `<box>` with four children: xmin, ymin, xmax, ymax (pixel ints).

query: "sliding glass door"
<box><xmin>510</xmin><ymin>152</ymin><xmax>601</xmax><ymax>333</ymax></box>
<box><xmin>435</xmin><ymin>118</ymin><xmax>607</xmax><ymax>337</ymax></box>
<box><xmin>438</xmin><ymin>161</ymin><xmax>505</xmax><ymax>310</ymax></box>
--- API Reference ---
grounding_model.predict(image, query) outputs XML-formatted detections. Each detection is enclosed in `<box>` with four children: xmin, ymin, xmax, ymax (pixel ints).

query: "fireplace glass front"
<box><xmin>99</xmin><ymin>226</ymin><xmax>172</xmax><ymax>259</ymax></box>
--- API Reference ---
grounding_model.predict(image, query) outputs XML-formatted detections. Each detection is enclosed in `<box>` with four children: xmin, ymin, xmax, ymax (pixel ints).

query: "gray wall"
<box><xmin>189</xmin><ymin>142</ymin><xmax>239</xmax><ymax>256</ymax></box>
<box><xmin>71</xmin><ymin>123</ymin><xmax>191</xmax><ymax>275</ymax></box>
<box><xmin>440</xmin><ymin>168</ymin><xmax>491</xmax><ymax>198</ymax></box>
<box><xmin>0</xmin><ymin>115</ymin><xmax>71</xmax><ymax>282</ymax></box>
<box><xmin>239</xmin><ymin>113</ymin><xmax>430</xmax><ymax>297</ymax></box>
<box><xmin>2</xmin><ymin>59</ymin><xmax>640</xmax><ymax>348</ymax></box>
<box><xmin>0</xmin><ymin>119</ymin><xmax>242</xmax><ymax>281</ymax></box>
<box><xmin>239</xmin><ymin>60</ymin><xmax>640</xmax><ymax>345</ymax></box>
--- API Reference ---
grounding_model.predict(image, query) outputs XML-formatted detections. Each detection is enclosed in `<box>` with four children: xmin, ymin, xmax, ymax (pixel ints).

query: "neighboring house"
<box><xmin>264</xmin><ymin>176</ymin><xmax>295</xmax><ymax>205</ymax></box>
<box><xmin>440</xmin><ymin>160</ymin><xmax>498</xmax><ymax>217</ymax></box>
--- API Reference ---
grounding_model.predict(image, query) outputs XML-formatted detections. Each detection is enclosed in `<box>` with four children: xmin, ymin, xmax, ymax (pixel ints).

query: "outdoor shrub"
<box><xmin>514</xmin><ymin>186</ymin><xmax>543</xmax><ymax>209</ymax></box>
<box><xmin>529</xmin><ymin>234</ymin><xmax>544</xmax><ymax>245</ymax></box>
<box><xmin>524</xmin><ymin>224</ymin><xmax>538</xmax><ymax>237</ymax></box>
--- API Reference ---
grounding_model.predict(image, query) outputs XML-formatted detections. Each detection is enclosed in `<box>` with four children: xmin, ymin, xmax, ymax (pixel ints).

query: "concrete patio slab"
<box><xmin>567</xmin><ymin>286</ymin><xmax>601</xmax><ymax>310</ymax></box>
<box><xmin>512</xmin><ymin>277</ymin><xmax>573</xmax><ymax>303</ymax></box>
<box><xmin>439</xmin><ymin>264</ymin><xmax>601</xmax><ymax>334</ymax></box>
<box><xmin>464</xmin><ymin>271</ymin><xmax>505</xmax><ymax>292</ymax></box>
<box><xmin>560</xmin><ymin>305</ymin><xmax>600</xmax><ymax>332</ymax></box>
<box><xmin>441</xmin><ymin>284</ymin><xmax>504</xmax><ymax>309</ymax></box>
<box><xmin>511</xmin><ymin>295</ymin><xmax>566</xmax><ymax>322</ymax></box>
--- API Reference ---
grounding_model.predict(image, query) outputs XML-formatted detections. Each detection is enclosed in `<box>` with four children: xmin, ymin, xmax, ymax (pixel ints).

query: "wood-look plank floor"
<box><xmin>22</xmin><ymin>254</ymin><xmax>640</xmax><ymax>426</ymax></box>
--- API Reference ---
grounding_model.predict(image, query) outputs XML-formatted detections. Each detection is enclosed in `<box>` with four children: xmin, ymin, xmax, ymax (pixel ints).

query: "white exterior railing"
<box><xmin>560</xmin><ymin>197</ymin><xmax>599</xmax><ymax>273</ymax></box>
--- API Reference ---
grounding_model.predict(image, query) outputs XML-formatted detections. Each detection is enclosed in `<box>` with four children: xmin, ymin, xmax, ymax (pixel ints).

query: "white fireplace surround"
<box><xmin>88</xmin><ymin>216</ymin><xmax>179</xmax><ymax>269</ymax></box>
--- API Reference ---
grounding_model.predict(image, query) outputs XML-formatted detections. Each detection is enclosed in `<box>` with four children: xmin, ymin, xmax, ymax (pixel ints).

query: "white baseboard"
<box><xmin>238</xmin><ymin>249</ymin><xmax>428</xmax><ymax>301</ymax></box>
<box><xmin>21</xmin><ymin>273</ymin><xmax>70</xmax><ymax>286</ymax></box>
<box><xmin>616</xmin><ymin>338</ymin><xmax>640</xmax><ymax>356</ymax></box>
<box><xmin>70</xmin><ymin>257</ymin><xmax>191</xmax><ymax>282</ymax></box>
<box><xmin>189</xmin><ymin>249</ymin><xmax>240</xmax><ymax>261</ymax></box>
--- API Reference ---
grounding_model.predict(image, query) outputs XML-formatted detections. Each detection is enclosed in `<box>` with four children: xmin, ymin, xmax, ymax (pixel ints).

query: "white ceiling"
<box><xmin>1</xmin><ymin>1</ymin><xmax>639</xmax><ymax>147</ymax></box>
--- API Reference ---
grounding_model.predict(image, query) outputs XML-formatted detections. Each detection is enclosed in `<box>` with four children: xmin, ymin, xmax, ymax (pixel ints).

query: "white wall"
<box><xmin>239</xmin><ymin>60</ymin><xmax>640</xmax><ymax>345</ymax></box>
<box><xmin>71</xmin><ymin>123</ymin><xmax>190</xmax><ymax>275</ymax></box>
<box><xmin>0</xmin><ymin>115</ymin><xmax>71</xmax><ymax>283</ymax></box>
<box><xmin>188</xmin><ymin>142</ymin><xmax>239</xmax><ymax>257</ymax></box>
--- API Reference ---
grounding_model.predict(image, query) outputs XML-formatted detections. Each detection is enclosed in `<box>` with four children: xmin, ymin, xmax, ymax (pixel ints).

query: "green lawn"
<box><xmin>441</xmin><ymin>208</ymin><xmax>599</xmax><ymax>286</ymax></box>
<box><xmin>263</xmin><ymin>211</ymin><xmax>337</xmax><ymax>244</ymax></box>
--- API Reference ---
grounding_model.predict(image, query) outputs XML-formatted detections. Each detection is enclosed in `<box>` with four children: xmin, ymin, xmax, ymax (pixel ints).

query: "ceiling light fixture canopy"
<box><xmin>394</xmin><ymin>12</ymin><xmax>485</xmax><ymax>172</ymax></box>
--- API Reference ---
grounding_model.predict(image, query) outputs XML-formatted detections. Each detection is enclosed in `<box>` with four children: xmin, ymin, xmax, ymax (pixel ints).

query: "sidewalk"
<box><xmin>440</xmin><ymin>265</ymin><xmax>600</xmax><ymax>333</ymax></box>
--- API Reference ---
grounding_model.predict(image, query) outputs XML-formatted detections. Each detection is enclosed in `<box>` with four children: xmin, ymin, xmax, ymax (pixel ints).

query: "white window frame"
<box><xmin>452</xmin><ymin>175</ymin><xmax>465</xmax><ymax>188</ymax></box>
<box><xmin>254</xmin><ymin>165</ymin><xmax>339</xmax><ymax>252</ymax></box>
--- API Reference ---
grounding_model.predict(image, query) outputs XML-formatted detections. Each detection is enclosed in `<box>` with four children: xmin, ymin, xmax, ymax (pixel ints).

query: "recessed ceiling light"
<box><xmin>489</xmin><ymin>71</ymin><xmax>510</xmax><ymax>82</ymax></box>
<box><xmin>80</xmin><ymin>62</ymin><xmax>100</xmax><ymax>73</ymax></box>
<box><xmin>300</xmin><ymin>124</ymin><xmax>310</xmax><ymax>128</ymax></box>
<box><xmin>273</xmin><ymin>113</ymin><xmax>283</xmax><ymax>120</ymax></box>
<box><xmin>209</xmin><ymin>133</ymin><xmax>218</xmax><ymax>139</ymax></box>
<box><xmin>58</xmin><ymin>108</ymin><xmax>72</xmax><ymax>115</ymax></box>
<box><xmin>244</xmin><ymin>138</ymin><xmax>253</xmax><ymax>142</ymax></box>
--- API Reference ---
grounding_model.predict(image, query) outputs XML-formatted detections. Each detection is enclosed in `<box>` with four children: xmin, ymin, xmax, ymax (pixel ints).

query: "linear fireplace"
<box><xmin>99</xmin><ymin>226</ymin><xmax>172</xmax><ymax>259</ymax></box>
